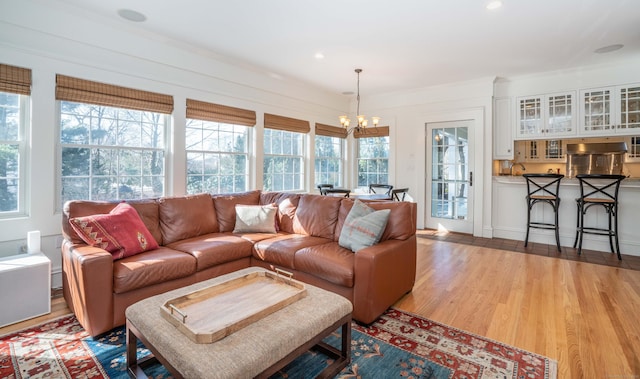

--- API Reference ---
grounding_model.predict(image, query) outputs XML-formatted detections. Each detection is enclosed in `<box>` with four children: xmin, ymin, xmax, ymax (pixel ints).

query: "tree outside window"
<box><xmin>314</xmin><ymin>135</ymin><xmax>342</xmax><ymax>187</ymax></box>
<box><xmin>0</xmin><ymin>92</ymin><xmax>23</xmax><ymax>214</ymax></box>
<box><xmin>185</xmin><ymin>119</ymin><xmax>248</xmax><ymax>194</ymax></box>
<box><xmin>263</xmin><ymin>129</ymin><xmax>304</xmax><ymax>191</ymax></box>
<box><xmin>357</xmin><ymin>136</ymin><xmax>389</xmax><ymax>188</ymax></box>
<box><xmin>59</xmin><ymin>101</ymin><xmax>165</xmax><ymax>206</ymax></box>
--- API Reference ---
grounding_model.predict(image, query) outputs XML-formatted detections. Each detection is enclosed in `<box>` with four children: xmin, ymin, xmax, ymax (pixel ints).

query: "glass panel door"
<box><xmin>427</xmin><ymin>120</ymin><xmax>473</xmax><ymax>233</ymax></box>
<box><xmin>581</xmin><ymin>88</ymin><xmax>613</xmax><ymax>133</ymax></box>
<box><xmin>620</xmin><ymin>86</ymin><xmax>640</xmax><ymax>130</ymax></box>
<box><xmin>547</xmin><ymin>93</ymin><xmax>573</xmax><ymax>134</ymax></box>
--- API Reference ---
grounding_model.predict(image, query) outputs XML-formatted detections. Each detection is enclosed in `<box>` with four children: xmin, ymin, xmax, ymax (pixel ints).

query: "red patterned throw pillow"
<box><xmin>69</xmin><ymin>202</ymin><xmax>159</xmax><ymax>260</ymax></box>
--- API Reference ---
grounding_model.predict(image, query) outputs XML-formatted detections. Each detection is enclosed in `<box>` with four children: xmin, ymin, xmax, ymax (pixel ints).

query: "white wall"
<box><xmin>363</xmin><ymin>78</ymin><xmax>495</xmax><ymax>234</ymax></box>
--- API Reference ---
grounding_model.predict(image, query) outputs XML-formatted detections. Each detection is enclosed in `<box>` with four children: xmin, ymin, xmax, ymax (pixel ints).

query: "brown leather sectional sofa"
<box><xmin>61</xmin><ymin>190</ymin><xmax>417</xmax><ymax>336</ymax></box>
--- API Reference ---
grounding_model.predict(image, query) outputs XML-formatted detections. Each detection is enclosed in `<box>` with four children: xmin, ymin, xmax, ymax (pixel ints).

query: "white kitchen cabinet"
<box><xmin>515</xmin><ymin>140</ymin><xmax>565</xmax><ymax>162</ymax></box>
<box><xmin>515</xmin><ymin>92</ymin><xmax>576</xmax><ymax>139</ymax></box>
<box><xmin>626</xmin><ymin>135</ymin><xmax>640</xmax><ymax>162</ymax></box>
<box><xmin>493</xmin><ymin>97</ymin><xmax>514</xmax><ymax>159</ymax></box>
<box><xmin>580</xmin><ymin>83</ymin><xmax>640</xmax><ymax>136</ymax></box>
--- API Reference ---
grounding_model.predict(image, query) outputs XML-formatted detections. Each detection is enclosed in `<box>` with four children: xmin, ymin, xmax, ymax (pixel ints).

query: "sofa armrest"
<box><xmin>61</xmin><ymin>239</ymin><xmax>114</xmax><ymax>336</ymax></box>
<box><xmin>352</xmin><ymin>236</ymin><xmax>417</xmax><ymax>324</ymax></box>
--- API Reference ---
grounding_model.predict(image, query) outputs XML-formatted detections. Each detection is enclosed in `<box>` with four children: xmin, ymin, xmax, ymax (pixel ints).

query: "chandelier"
<box><xmin>339</xmin><ymin>68</ymin><xmax>380</xmax><ymax>134</ymax></box>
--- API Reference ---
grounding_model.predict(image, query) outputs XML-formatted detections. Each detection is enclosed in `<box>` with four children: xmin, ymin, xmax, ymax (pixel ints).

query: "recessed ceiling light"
<box><xmin>594</xmin><ymin>44</ymin><xmax>624</xmax><ymax>54</ymax></box>
<box><xmin>486</xmin><ymin>0</ymin><xmax>503</xmax><ymax>10</ymax></box>
<box><xmin>117</xmin><ymin>9</ymin><xmax>147</xmax><ymax>22</ymax></box>
<box><xmin>314</xmin><ymin>52</ymin><xmax>325</xmax><ymax>60</ymax></box>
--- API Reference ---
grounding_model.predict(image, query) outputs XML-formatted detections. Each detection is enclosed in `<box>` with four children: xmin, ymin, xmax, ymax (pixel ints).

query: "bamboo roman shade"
<box><xmin>0</xmin><ymin>64</ymin><xmax>31</xmax><ymax>95</ymax></box>
<box><xmin>354</xmin><ymin>126</ymin><xmax>389</xmax><ymax>139</ymax></box>
<box><xmin>264</xmin><ymin>113</ymin><xmax>310</xmax><ymax>133</ymax></box>
<box><xmin>186</xmin><ymin>99</ymin><xmax>256</xmax><ymax>127</ymax></box>
<box><xmin>55</xmin><ymin>74</ymin><xmax>174</xmax><ymax>114</ymax></box>
<box><xmin>315</xmin><ymin>123</ymin><xmax>347</xmax><ymax>139</ymax></box>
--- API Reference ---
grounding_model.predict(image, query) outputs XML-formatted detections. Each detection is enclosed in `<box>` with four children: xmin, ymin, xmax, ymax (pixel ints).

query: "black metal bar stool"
<box><xmin>523</xmin><ymin>174</ymin><xmax>564</xmax><ymax>251</ymax></box>
<box><xmin>573</xmin><ymin>174</ymin><xmax>626</xmax><ymax>260</ymax></box>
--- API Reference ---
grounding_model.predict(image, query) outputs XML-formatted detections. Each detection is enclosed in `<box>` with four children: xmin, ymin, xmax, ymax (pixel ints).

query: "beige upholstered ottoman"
<box><xmin>125</xmin><ymin>267</ymin><xmax>352</xmax><ymax>378</ymax></box>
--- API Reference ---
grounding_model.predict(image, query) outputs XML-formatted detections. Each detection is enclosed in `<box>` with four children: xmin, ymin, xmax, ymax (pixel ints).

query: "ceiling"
<box><xmin>41</xmin><ymin>0</ymin><xmax>640</xmax><ymax>95</ymax></box>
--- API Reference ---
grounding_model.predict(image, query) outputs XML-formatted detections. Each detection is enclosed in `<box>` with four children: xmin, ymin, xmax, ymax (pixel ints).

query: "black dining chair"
<box><xmin>368</xmin><ymin>184</ymin><xmax>393</xmax><ymax>199</ymax></box>
<box><xmin>391</xmin><ymin>188</ymin><xmax>409</xmax><ymax>201</ymax></box>
<box><xmin>316</xmin><ymin>184</ymin><xmax>334</xmax><ymax>196</ymax></box>
<box><xmin>573</xmin><ymin>174</ymin><xmax>626</xmax><ymax>260</ymax></box>
<box><xmin>523</xmin><ymin>174</ymin><xmax>564</xmax><ymax>251</ymax></box>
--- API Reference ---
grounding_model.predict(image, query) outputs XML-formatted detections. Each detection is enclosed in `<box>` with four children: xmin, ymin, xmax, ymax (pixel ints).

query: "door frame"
<box><xmin>426</xmin><ymin>120</ymin><xmax>474</xmax><ymax>233</ymax></box>
<box><xmin>422</xmin><ymin>108</ymin><xmax>486</xmax><ymax>237</ymax></box>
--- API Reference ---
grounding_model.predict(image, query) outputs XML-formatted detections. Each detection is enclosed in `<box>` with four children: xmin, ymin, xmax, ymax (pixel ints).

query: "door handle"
<box><xmin>470</xmin><ymin>172</ymin><xmax>473</xmax><ymax>187</ymax></box>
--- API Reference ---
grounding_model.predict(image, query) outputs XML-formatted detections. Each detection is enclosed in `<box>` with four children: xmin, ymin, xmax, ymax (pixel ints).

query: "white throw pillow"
<box><xmin>233</xmin><ymin>204</ymin><xmax>278</xmax><ymax>233</ymax></box>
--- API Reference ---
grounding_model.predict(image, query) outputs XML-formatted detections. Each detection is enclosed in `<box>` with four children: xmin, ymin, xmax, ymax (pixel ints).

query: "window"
<box><xmin>314</xmin><ymin>123</ymin><xmax>346</xmax><ymax>187</ymax></box>
<box><xmin>263</xmin><ymin>129</ymin><xmax>305</xmax><ymax>191</ymax></box>
<box><xmin>356</xmin><ymin>127</ymin><xmax>390</xmax><ymax>188</ymax></box>
<box><xmin>0</xmin><ymin>92</ymin><xmax>27</xmax><ymax>215</ymax></box>
<box><xmin>0</xmin><ymin>64</ymin><xmax>31</xmax><ymax>216</ymax></box>
<box><xmin>314</xmin><ymin>135</ymin><xmax>343</xmax><ymax>187</ymax></box>
<box><xmin>57</xmin><ymin>75</ymin><xmax>173</xmax><ymax>206</ymax></box>
<box><xmin>263</xmin><ymin>113</ymin><xmax>310</xmax><ymax>192</ymax></box>
<box><xmin>185</xmin><ymin>98</ymin><xmax>254</xmax><ymax>194</ymax></box>
<box><xmin>185</xmin><ymin>120</ymin><xmax>249</xmax><ymax>194</ymax></box>
<box><xmin>60</xmin><ymin>102</ymin><xmax>166</xmax><ymax>204</ymax></box>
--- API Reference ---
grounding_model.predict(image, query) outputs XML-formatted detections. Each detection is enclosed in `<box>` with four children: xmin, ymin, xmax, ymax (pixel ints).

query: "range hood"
<box><xmin>565</xmin><ymin>142</ymin><xmax>627</xmax><ymax>177</ymax></box>
<box><xmin>566</xmin><ymin>142</ymin><xmax>628</xmax><ymax>155</ymax></box>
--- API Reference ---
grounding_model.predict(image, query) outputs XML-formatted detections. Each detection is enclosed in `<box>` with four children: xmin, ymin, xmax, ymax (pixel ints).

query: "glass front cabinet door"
<box><xmin>516</xmin><ymin>92</ymin><xmax>576</xmax><ymax>139</ymax></box>
<box><xmin>580</xmin><ymin>84</ymin><xmax>640</xmax><ymax>135</ymax></box>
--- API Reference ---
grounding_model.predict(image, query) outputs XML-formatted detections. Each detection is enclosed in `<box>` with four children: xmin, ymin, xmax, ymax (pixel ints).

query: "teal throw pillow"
<box><xmin>339</xmin><ymin>199</ymin><xmax>391</xmax><ymax>252</ymax></box>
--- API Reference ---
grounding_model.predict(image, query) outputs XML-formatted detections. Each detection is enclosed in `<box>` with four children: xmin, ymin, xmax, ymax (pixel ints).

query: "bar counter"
<box><xmin>492</xmin><ymin>175</ymin><xmax>640</xmax><ymax>257</ymax></box>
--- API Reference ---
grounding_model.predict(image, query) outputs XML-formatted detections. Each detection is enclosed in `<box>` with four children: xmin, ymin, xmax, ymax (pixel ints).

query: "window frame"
<box><xmin>0</xmin><ymin>92</ymin><xmax>29</xmax><ymax>218</ymax></box>
<box><xmin>185</xmin><ymin>118</ymin><xmax>250</xmax><ymax>194</ymax></box>
<box><xmin>56</xmin><ymin>100</ymin><xmax>168</xmax><ymax>210</ymax></box>
<box><xmin>262</xmin><ymin>128</ymin><xmax>306</xmax><ymax>192</ymax></box>
<box><xmin>314</xmin><ymin>134</ymin><xmax>344</xmax><ymax>187</ymax></box>
<box><xmin>356</xmin><ymin>135</ymin><xmax>390</xmax><ymax>189</ymax></box>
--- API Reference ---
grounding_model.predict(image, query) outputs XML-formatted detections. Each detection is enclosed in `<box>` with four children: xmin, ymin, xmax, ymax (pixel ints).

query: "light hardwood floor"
<box><xmin>2</xmin><ymin>237</ymin><xmax>639</xmax><ymax>378</ymax></box>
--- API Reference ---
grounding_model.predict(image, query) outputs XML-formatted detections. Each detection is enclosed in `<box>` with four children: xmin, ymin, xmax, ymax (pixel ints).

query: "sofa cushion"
<box><xmin>292</xmin><ymin>194</ymin><xmax>341</xmax><ymax>239</ymax></box>
<box><xmin>213</xmin><ymin>190</ymin><xmax>261</xmax><ymax>232</ymax></box>
<box><xmin>69</xmin><ymin>202</ymin><xmax>159</xmax><ymax>260</ymax></box>
<box><xmin>260</xmin><ymin>192</ymin><xmax>300</xmax><ymax>233</ymax></box>
<box><xmin>295</xmin><ymin>242</ymin><xmax>354</xmax><ymax>287</ymax></box>
<box><xmin>338</xmin><ymin>199</ymin><xmax>390</xmax><ymax>252</ymax></box>
<box><xmin>252</xmin><ymin>234</ymin><xmax>331</xmax><ymax>269</ymax></box>
<box><xmin>233</xmin><ymin>204</ymin><xmax>277</xmax><ymax>233</ymax></box>
<box><xmin>113</xmin><ymin>246</ymin><xmax>197</xmax><ymax>294</ymax></box>
<box><xmin>63</xmin><ymin>199</ymin><xmax>162</xmax><ymax>246</ymax></box>
<box><xmin>158</xmin><ymin>193</ymin><xmax>218</xmax><ymax>245</ymax></box>
<box><xmin>166</xmin><ymin>233</ymin><xmax>253</xmax><ymax>271</ymax></box>
<box><xmin>335</xmin><ymin>199</ymin><xmax>416</xmax><ymax>242</ymax></box>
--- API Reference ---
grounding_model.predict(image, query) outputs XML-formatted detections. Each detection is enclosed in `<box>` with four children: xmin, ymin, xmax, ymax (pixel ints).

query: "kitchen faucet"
<box><xmin>510</xmin><ymin>162</ymin><xmax>526</xmax><ymax>176</ymax></box>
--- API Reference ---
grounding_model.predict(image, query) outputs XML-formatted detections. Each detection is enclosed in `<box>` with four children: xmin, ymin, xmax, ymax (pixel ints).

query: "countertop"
<box><xmin>493</xmin><ymin>175</ymin><xmax>640</xmax><ymax>187</ymax></box>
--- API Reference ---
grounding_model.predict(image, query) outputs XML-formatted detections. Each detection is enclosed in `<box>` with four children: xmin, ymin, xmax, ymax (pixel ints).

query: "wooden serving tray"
<box><xmin>160</xmin><ymin>269</ymin><xmax>306</xmax><ymax>344</ymax></box>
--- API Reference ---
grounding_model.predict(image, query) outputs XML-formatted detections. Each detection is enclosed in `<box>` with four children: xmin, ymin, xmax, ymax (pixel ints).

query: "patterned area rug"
<box><xmin>0</xmin><ymin>308</ymin><xmax>557</xmax><ymax>378</ymax></box>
